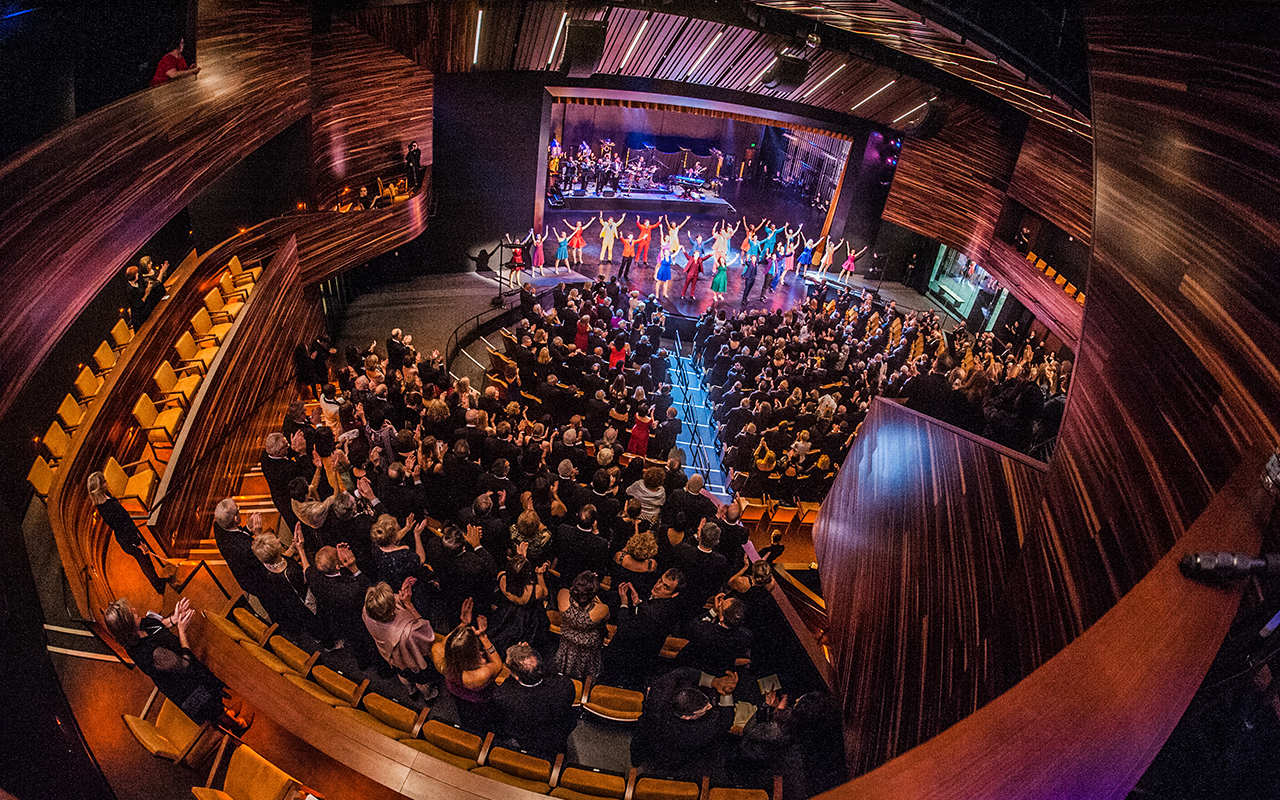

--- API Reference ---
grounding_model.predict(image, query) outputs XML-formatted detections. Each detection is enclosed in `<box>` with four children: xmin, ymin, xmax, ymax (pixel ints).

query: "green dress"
<box><xmin>710</xmin><ymin>263</ymin><xmax>729</xmax><ymax>293</ymax></box>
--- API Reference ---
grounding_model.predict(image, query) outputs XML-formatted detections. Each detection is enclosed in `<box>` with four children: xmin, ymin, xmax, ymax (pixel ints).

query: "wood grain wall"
<box><xmin>881</xmin><ymin>101</ymin><xmax>1023</xmax><ymax>260</ymax></box>
<box><xmin>981</xmin><ymin>239</ymin><xmax>1083</xmax><ymax>350</ymax></box>
<box><xmin>311</xmin><ymin>21</ymin><xmax>434</xmax><ymax>205</ymax></box>
<box><xmin>0</xmin><ymin>0</ymin><xmax>311</xmax><ymax>423</ymax></box>
<box><xmin>1007</xmin><ymin>119</ymin><xmax>1094</xmax><ymax>244</ymax></box>
<box><xmin>818</xmin><ymin>0</ymin><xmax>1280</xmax><ymax>783</ymax></box>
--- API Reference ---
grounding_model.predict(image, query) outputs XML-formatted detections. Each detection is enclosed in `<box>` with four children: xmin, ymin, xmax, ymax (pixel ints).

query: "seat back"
<box><xmin>227</xmin><ymin>256</ymin><xmax>245</xmax><ymax>277</ymax></box>
<box><xmin>132</xmin><ymin>394</ymin><xmax>158</xmax><ymax>428</ymax></box>
<box><xmin>584</xmin><ymin>684</ymin><xmax>644</xmax><ymax>721</ymax></box>
<box><xmin>74</xmin><ymin>365</ymin><xmax>101</xmax><ymax>401</ymax></box>
<box><xmin>222</xmin><ymin>743</ymin><xmax>299</xmax><ymax>800</ymax></box>
<box><xmin>267</xmin><ymin>635</ymin><xmax>315</xmax><ymax>677</ymax></box>
<box><xmin>311</xmin><ymin>665</ymin><xmax>361</xmax><ymax>706</ymax></box>
<box><xmin>634</xmin><ymin>777</ymin><xmax>702</xmax><ymax>800</ymax></box>
<box><xmin>205</xmin><ymin>287</ymin><xmax>226</xmax><ymax>315</ymax></box>
<box><xmin>487</xmin><ymin>747</ymin><xmax>552</xmax><ymax>783</ymax></box>
<box><xmin>362</xmin><ymin>693</ymin><xmax>419</xmax><ymax>737</ymax></box>
<box><xmin>191</xmin><ymin>307</ymin><xmax>214</xmax><ymax>337</ymax></box>
<box><xmin>111</xmin><ymin>318</ymin><xmax>133</xmax><ymax>348</ymax></box>
<box><xmin>420</xmin><ymin>720</ymin><xmax>482</xmax><ymax>760</ymax></box>
<box><xmin>175</xmin><ymin>331</ymin><xmax>198</xmax><ymax>361</ymax></box>
<box><xmin>557</xmin><ymin>767</ymin><xmax>627</xmax><ymax>799</ymax></box>
<box><xmin>154</xmin><ymin>362</ymin><xmax>177</xmax><ymax>394</ymax></box>
<box><xmin>93</xmin><ymin>340</ymin><xmax>117</xmax><ymax>373</ymax></box>
<box><xmin>154</xmin><ymin>698</ymin><xmax>203</xmax><ymax>756</ymax></box>
<box><xmin>232</xmin><ymin>607</ymin><xmax>272</xmax><ymax>644</ymax></box>
<box><xmin>27</xmin><ymin>456</ymin><xmax>53</xmax><ymax>496</ymax></box>
<box><xmin>43</xmin><ymin>421</ymin><xmax>70</xmax><ymax>460</ymax></box>
<box><xmin>58</xmin><ymin>394</ymin><xmax>85</xmax><ymax>429</ymax></box>
<box><xmin>103</xmin><ymin>457</ymin><xmax>128</xmax><ymax>497</ymax></box>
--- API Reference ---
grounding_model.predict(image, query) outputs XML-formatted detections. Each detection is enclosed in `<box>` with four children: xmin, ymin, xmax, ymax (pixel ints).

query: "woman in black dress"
<box><xmin>88</xmin><ymin>471</ymin><xmax>173</xmax><ymax>595</ymax></box>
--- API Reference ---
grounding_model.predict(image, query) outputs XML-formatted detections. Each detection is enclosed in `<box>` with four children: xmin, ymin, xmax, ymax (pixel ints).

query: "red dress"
<box><xmin>627</xmin><ymin>415</ymin><xmax>652</xmax><ymax>457</ymax></box>
<box><xmin>569</xmin><ymin>227</ymin><xmax>586</xmax><ymax>249</ymax></box>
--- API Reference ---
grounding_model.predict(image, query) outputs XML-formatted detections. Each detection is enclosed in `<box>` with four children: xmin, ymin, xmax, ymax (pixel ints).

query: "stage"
<box><xmin>560</xmin><ymin>189</ymin><xmax>734</xmax><ymax>216</ymax></box>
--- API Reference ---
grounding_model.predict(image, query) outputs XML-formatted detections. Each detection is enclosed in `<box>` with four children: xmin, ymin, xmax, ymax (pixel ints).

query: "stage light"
<box><xmin>893</xmin><ymin>100</ymin><xmax>929</xmax><ymax>124</ymax></box>
<box><xmin>686</xmin><ymin>30</ymin><xmax>723</xmax><ymax>78</ymax></box>
<box><xmin>891</xmin><ymin>138</ymin><xmax>902</xmax><ymax>148</ymax></box>
<box><xmin>619</xmin><ymin>18</ymin><xmax>648</xmax><ymax>72</ymax></box>
<box><xmin>473</xmin><ymin>9</ymin><xmax>482</xmax><ymax>65</ymax></box>
<box><xmin>548</xmin><ymin>12</ymin><xmax>567</xmax><ymax>66</ymax></box>
<box><xmin>753</xmin><ymin>57</ymin><xmax>778</xmax><ymax>85</ymax></box>
<box><xmin>851</xmin><ymin>78</ymin><xmax>895</xmax><ymax>111</ymax></box>
<box><xmin>803</xmin><ymin>62</ymin><xmax>846</xmax><ymax>98</ymax></box>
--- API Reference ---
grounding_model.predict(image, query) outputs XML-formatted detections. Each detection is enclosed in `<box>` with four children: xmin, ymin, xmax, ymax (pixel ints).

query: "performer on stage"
<box><xmin>759</xmin><ymin>221</ymin><xmax>782</xmax><ymax>256</ymax></box>
<box><xmin>760</xmin><ymin>244</ymin><xmax>783</xmax><ymax>300</ymax></box>
<box><xmin>740</xmin><ymin>252</ymin><xmax>759</xmax><ymax>305</ymax></box>
<box><xmin>659</xmin><ymin>215</ymin><xmax>691</xmax><ymax>257</ymax></box>
<box><xmin>655</xmin><ymin>245</ymin><xmax>680</xmax><ymax>299</ymax></box>
<box><xmin>618</xmin><ymin>234</ymin><xmax>637</xmax><ymax>281</ymax></box>
<box><xmin>563</xmin><ymin>217</ymin><xmax>595</xmax><ymax>266</ymax></box>
<box><xmin>679</xmin><ymin>249</ymin><xmax>707</xmax><ymax>299</ymax></box>
<box><xmin>712</xmin><ymin>218</ymin><xmax>739</xmax><ymax>263</ymax></box>
<box><xmin>598</xmin><ymin>213</ymin><xmax>625</xmax><ymax>264</ymax></box>
<box><xmin>838</xmin><ymin>240</ymin><xmax>870</xmax><ymax>282</ymax></box>
<box><xmin>635</xmin><ymin>218</ymin><xmax>660</xmax><ymax>265</ymax></box>
<box><xmin>796</xmin><ymin>233</ymin><xmax>822</xmax><ymax>279</ymax></box>
<box><xmin>531</xmin><ymin>227</ymin><xmax>549</xmax><ymax>276</ymax></box>
<box><xmin>745</xmin><ymin>228</ymin><xmax>763</xmax><ymax>270</ymax></box>
<box><xmin>781</xmin><ymin>224</ymin><xmax>803</xmax><ymax>284</ymax></box>
<box><xmin>814</xmin><ymin>237</ymin><xmax>844</xmax><ymax>277</ymax></box>
<box><xmin>552</xmin><ymin>228</ymin><xmax>571</xmax><ymax>272</ymax></box>
<box><xmin>685</xmin><ymin>230</ymin><xmax>710</xmax><ymax>257</ymax></box>
<box><xmin>503</xmin><ymin>229</ymin><xmax>532</xmax><ymax>287</ymax></box>
<box><xmin>741</xmin><ymin>217</ymin><xmax>767</xmax><ymax>261</ymax></box>
<box><xmin>710</xmin><ymin>252</ymin><xmax>737</xmax><ymax>303</ymax></box>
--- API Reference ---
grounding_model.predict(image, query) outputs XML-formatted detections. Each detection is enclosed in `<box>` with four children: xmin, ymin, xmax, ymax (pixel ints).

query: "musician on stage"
<box><xmin>598</xmin><ymin>213</ymin><xmax>626</xmax><ymax>264</ymax></box>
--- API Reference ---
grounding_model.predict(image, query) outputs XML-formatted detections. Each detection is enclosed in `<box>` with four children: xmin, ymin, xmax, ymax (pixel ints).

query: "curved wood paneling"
<box><xmin>824</xmin><ymin>446</ymin><xmax>1268</xmax><ymax>799</ymax></box>
<box><xmin>0</xmin><ymin>0</ymin><xmax>311</xmax><ymax>422</ymax></box>
<box><xmin>881</xmin><ymin>101</ymin><xmax>1022</xmax><ymax>260</ymax></box>
<box><xmin>981</xmin><ymin>239</ymin><xmax>1083</xmax><ymax>350</ymax></box>
<box><xmin>813</xmin><ymin>398</ymin><xmax>1046</xmax><ymax>773</ymax></box>
<box><xmin>312</xmin><ymin>20</ymin><xmax>434</xmax><ymax>204</ymax></box>
<box><xmin>1007</xmin><ymin>119</ymin><xmax>1094</xmax><ymax>244</ymax></box>
<box><xmin>817</xmin><ymin>0</ymin><xmax>1280</xmax><ymax>784</ymax></box>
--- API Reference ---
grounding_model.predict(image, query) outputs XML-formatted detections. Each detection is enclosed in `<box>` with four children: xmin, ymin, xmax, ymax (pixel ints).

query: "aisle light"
<box><xmin>619</xmin><ymin>18</ymin><xmax>649</xmax><ymax>72</ymax></box>
<box><xmin>753</xmin><ymin>57</ymin><xmax>778</xmax><ymax>84</ymax></box>
<box><xmin>803</xmin><ymin>62</ymin><xmax>846</xmax><ymax>98</ymax></box>
<box><xmin>547</xmin><ymin>12</ymin><xmax>568</xmax><ymax>66</ymax></box>
<box><xmin>473</xmin><ymin>9</ymin><xmax>483</xmax><ymax>65</ymax></box>
<box><xmin>686</xmin><ymin>30</ymin><xmax>723</xmax><ymax>78</ymax></box>
<box><xmin>851</xmin><ymin>78</ymin><xmax>895</xmax><ymax>110</ymax></box>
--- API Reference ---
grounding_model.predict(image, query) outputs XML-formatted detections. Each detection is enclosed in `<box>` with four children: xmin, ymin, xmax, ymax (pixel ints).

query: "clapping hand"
<box><xmin>460</xmin><ymin>597</ymin><xmax>474</xmax><ymax>627</ymax></box>
<box><xmin>399</xmin><ymin>576</ymin><xmax>416</xmax><ymax>605</ymax></box>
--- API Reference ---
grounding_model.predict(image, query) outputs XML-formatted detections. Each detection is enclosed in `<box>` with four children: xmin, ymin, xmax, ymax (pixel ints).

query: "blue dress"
<box><xmin>555</xmin><ymin>237</ymin><xmax>569</xmax><ymax>261</ymax></box>
<box><xmin>656</xmin><ymin>254</ymin><xmax>673</xmax><ymax>281</ymax></box>
<box><xmin>798</xmin><ymin>245</ymin><xmax>815</xmax><ymax>266</ymax></box>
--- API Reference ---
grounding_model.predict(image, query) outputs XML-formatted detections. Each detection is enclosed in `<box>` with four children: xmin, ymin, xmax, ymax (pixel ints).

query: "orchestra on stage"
<box><xmin>548</xmin><ymin>137</ymin><xmax>724</xmax><ymax>200</ymax></box>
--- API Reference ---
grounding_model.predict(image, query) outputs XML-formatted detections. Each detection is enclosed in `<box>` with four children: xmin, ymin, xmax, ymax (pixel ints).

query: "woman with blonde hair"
<box><xmin>364</xmin><ymin>579</ymin><xmax>439</xmax><ymax>700</ymax></box>
<box><xmin>88</xmin><ymin>471</ymin><xmax>174</xmax><ymax>594</ymax></box>
<box><xmin>611</xmin><ymin>531</ymin><xmax>660</xmax><ymax>598</ymax></box>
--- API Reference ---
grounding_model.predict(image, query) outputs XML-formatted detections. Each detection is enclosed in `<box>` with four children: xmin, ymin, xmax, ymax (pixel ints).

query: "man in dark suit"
<box><xmin>304</xmin><ymin>544</ymin><xmax>375</xmax><ymax>667</ymax></box>
<box><xmin>662</xmin><ymin>473</ymin><xmax>717</xmax><ymax>530</ymax></box>
<box><xmin>603</xmin><ymin>569</ymin><xmax>685</xmax><ymax>689</ymax></box>
<box><xmin>212</xmin><ymin>498</ymin><xmax>269</xmax><ymax>600</ymax></box>
<box><xmin>630</xmin><ymin>666</ymin><xmax>738</xmax><ymax>781</ymax></box>
<box><xmin>554</xmin><ymin>505</ymin><xmax>611</xmax><ymax>584</ymax></box>
<box><xmin>493</xmin><ymin>644</ymin><xmax>578</xmax><ymax>759</ymax></box>
<box><xmin>669</xmin><ymin>522</ymin><xmax>730</xmax><ymax>608</ymax></box>
<box><xmin>259</xmin><ymin>431</ymin><xmax>311</xmax><ymax>535</ymax></box>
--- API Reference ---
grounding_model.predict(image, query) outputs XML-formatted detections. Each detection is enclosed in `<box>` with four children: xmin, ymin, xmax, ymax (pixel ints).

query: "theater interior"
<box><xmin>1</xmin><ymin>1</ymin><xmax>1278</xmax><ymax>799</ymax></box>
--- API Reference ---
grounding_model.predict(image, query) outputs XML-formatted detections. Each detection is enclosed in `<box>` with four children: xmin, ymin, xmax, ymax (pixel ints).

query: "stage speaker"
<box><xmin>561</xmin><ymin>19</ymin><xmax>607</xmax><ymax>78</ymax></box>
<box><xmin>904</xmin><ymin>100</ymin><xmax>948</xmax><ymax>140</ymax></box>
<box><xmin>574</xmin><ymin>188</ymin><xmax>587</xmax><ymax>197</ymax></box>
<box><xmin>761</xmin><ymin>55</ymin><xmax>808</xmax><ymax>92</ymax></box>
<box><xmin>602</xmin><ymin>187</ymin><xmax>615</xmax><ymax>197</ymax></box>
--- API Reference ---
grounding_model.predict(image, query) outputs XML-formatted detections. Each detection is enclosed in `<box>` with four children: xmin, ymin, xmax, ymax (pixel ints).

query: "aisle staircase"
<box><xmin>669</xmin><ymin>332</ymin><xmax>729</xmax><ymax>502</ymax></box>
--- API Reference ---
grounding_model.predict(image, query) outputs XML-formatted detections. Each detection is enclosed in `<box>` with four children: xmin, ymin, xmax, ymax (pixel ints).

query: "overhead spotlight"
<box><xmin>890</xmin><ymin>138</ymin><xmax>902</xmax><ymax>148</ymax></box>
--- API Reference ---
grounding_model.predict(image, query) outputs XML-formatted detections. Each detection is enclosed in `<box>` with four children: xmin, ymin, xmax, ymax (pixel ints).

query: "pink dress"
<box><xmin>532</xmin><ymin>239</ymin><xmax>545</xmax><ymax>268</ymax></box>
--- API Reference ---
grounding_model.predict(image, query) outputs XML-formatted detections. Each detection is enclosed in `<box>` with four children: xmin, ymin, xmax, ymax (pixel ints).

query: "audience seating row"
<box><xmin>204</xmin><ymin>600</ymin><xmax>773</xmax><ymax>800</ymax></box>
<box><xmin>1026</xmin><ymin>249</ymin><xmax>1085</xmax><ymax>305</ymax></box>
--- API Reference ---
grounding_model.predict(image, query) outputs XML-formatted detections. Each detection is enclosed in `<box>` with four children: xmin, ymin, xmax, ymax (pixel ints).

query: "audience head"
<box><xmin>251</xmin><ymin>534</ymin><xmax>284</xmax><ymax>566</ymax></box>
<box><xmin>642</xmin><ymin>467</ymin><xmax>665</xmax><ymax>491</ymax></box>
<box><xmin>686</xmin><ymin>474</ymin><xmax>704</xmax><ymax>493</ymax></box>
<box><xmin>314</xmin><ymin>546</ymin><xmax>339</xmax><ymax>573</ymax></box>
<box><xmin>652</xmin><ymin>568</ymin><xmax>685</xmax><ymax>599</ymax></box>
<box><xmin>214</xmin><ymin>498</ymin><xmax>240</xmax><ymax>530</ymax></box>
<box><xmin>264</xmin><ymin>432</ymin><xmax>289</xmax><ymax>458</ymax></box>
<box><xmin>370</xmin><ymin>514</ymin><xmax>402</xmax><ymax>547</ymax></box>
<box><xmin>86</xmin><ymin>471</ymin><xmax>109</xmax><ymax>504</ymax></box>
<box><xmin>363</xmin><ymin>582</ymin><xmax>397</xmax><ymax>623</ymax></box>
<box><xmin>288</xmin><ymin>476</ymin><xmax>310</xmax><ymax>502</ymax></box>
<box><xmin>103</xmin><ymin>598</ymin><xmax>140</xmax><ymax>646</ymax></box>
<box><xmin>443</xmin><ymin>625</ymin><xmax>485</xmax><ymax>678</ymax></box>
<box><xmin>505</xmin><ymin>643</ymin><xmax>542</xmax><ymax>684</ymax></box>
<box><xmin>697</xmin><ymin>523</ymin><xmax>721</xmax><ymax>551</ymax></box>
<box><xmin>673</xmin><ymin>687</ymin><xmax>713</xmax><ymax>720</ymax></box>
<box><xmin>569</xmin><ymin>571</ymin><xmax>599</xmax><ymax>607</ymax></box>
<box><xmin>625</xmin><ymin>531</ymin><xmax>658</xmax><ymax>561</ymax></box>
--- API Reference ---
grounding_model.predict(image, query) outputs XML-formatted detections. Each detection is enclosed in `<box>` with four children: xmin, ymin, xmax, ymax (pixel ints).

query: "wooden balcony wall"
<box><xmin>0</xmin><ymin>0</ymin><xmax>311</xmax><ymax>423</ymax></box>
<box><xmin>816</xmin><ymin>0</ymin><xmax>1280</xmax><ymax>789</ymax></box>
<box><xmin>1006</xmin><ymin>118</ymin><xmax>1094</xmax><ymax>245</ymax></box>
<box><xmin>311</xmin><ymin>20</ymin><xmax>434</xmax><ymax>206</ymax></box>
<box><xmin>982</xmin><ymin>239</ymin><xmax>1083</xmax><ymax>351</ymax></box>
<box><xmin>880</xmin><ymin>101</ymin><xmax>1023</xmax><ymax>263</ymax></box>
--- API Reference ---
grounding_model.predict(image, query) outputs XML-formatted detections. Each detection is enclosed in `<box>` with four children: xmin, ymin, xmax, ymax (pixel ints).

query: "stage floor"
<box><xmin>562</xmin><ymin>189</ymin><xmax>733</xmax><ymax>216</ymax></box>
